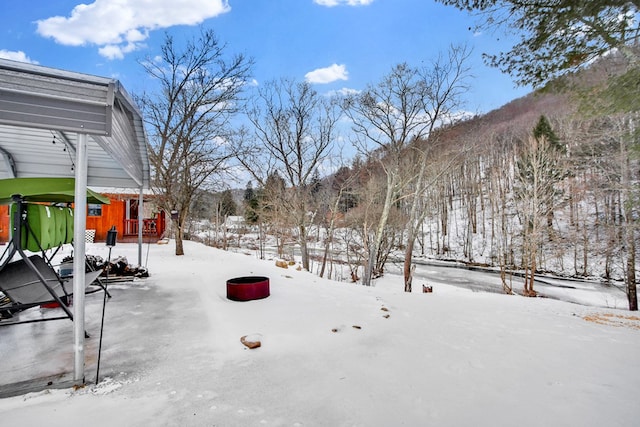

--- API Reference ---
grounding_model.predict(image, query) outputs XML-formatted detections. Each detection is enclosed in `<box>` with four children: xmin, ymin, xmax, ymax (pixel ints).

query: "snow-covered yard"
<box><xmin>0</xmin><ymin>240</ymin><xmax>638</xmax><ymax>426</ymax></box>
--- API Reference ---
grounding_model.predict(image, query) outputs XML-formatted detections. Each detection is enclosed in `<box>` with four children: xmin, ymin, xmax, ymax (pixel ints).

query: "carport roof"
<box><xmin>0</xmin><ymin>58</ymin><xmax>150</xmax><ymax>189</ymax></box>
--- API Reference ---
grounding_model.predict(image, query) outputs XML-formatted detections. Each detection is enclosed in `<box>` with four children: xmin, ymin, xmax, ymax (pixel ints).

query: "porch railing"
<box><xmin>124</xmin><ymin>218</ymin><xmax>159</xmax><ymax>236</ymax></box>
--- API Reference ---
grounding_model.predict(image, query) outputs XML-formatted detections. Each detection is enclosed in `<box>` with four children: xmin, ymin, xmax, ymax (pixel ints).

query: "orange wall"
<box><xmin>86</xmin><ymin>200</ymin><xmax>126</xmax><ymax>242</ymax></box>
<box><xmin>0</xmin><ymin>205</ymin><xmax>8</xmax><ymax>244</ymax></box>
<box><xmin>0</xmin><ymin>202</ymin><xmax>127</xmax><ymax>244</ymax></box>
<box><xmin>0</xmin><ymin>195</ymin><xmax>164</xmax><ymax>245</ymax></box>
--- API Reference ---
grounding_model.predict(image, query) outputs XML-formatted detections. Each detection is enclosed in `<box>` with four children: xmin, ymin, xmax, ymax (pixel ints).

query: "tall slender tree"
<box><xmin>514</xmin><ymin>127</ymin><xmax>565</xmax><ymax>296</ymax></box>
<box><xmin>400</xmin><ymin>46</ymin><xmax>471</xmax><ymax>292</ymax></box>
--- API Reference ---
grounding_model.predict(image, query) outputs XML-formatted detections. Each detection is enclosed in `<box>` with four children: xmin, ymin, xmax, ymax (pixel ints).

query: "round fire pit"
<box><xmin>227</xmin><ymin>276</ymin><xmax>270</xmax><ymax>301</ymax></box>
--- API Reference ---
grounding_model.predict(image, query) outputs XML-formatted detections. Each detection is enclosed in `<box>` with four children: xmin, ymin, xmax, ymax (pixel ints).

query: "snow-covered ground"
<box><xmin>0</xmin><ymin>240</ymin><xmax>639</xmax><ymax>426</ymax></box>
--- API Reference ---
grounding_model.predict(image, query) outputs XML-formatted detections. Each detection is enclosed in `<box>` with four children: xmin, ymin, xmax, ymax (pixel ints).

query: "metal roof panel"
<box><xmin>0</xmin><ymin>59</ymin><xmax>150</xmax><ymax>189</ymax></box>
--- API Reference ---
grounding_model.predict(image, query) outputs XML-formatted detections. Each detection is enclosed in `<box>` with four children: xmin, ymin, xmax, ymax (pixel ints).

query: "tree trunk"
<box><xmin>528</xmin><ymin>254</ymin><xmax>537</xmax><ymax>297</ymax></box>
<box><xmin>582</xmin><ymin>220</ymin><xmax>588</xmax><ymax>276</ymax></box>
<box><xmin>259</xmin><ymin>223</ymin><xmax>265</xmax><ymax>260</ymax></box>
<box><xmin>403</xmin><ymin>237</ymin><xmax>415</xmax><ymax>292</ymax></box>
<box><xmin>621</xmin><ymin>119</ymin><xmax>637</xmax><ymax>310</ymax></box>
<box><xmin>174</xmin><ymin>205</ymin><xmax>191</xmax><ymax>256</ymax></box>
<box><xmin>500</xmin><ymin>265</ymin><xmax>513</xmax><ymax>295</ymax></box>
<box><xmin>320</xmin><ymin>198</ymin><xmax>341</xmax><ymax>278</ymax></box>
<box><xmin>362</xmin><ymin>243</ymin><xmax>376</xmax><ymax>287</ymax></box>
<box><xmin>299</xmin><ymin>226</ymin><xmax>310</xmax><ymax>271</ymax></box>
<box><xmin>362</xmin><ymin>171</ymin><xmax>396</xmax><ymax>287</ymax></box>
<box><xmin>522</xmin><ymin>227</ymin><xmax>538</xmax><ymax>297</ymax></box>
<box><xmin>626</xmin><ymin>233</ymin><xmax>637</xmax><ymax>310</ymax></box>
<box><xmin>223</xmin><ymin>222</ymin><xmax>228</xmax><ymax>251</ymax></box>
<box><xmin>175</xmin><ymin>222</ymin><xmax>185</xmax><ymax>256</ymax></box>
<box><xmin>319</xmin><ymin>237</ymin><xmax>329</xmax><ymax>278</ymax></box>
<box><xmin>440</xmin><ymin>196</ymin><xmax>448</xmax><ymax>253</ymax></box>
<box><xmin>403</xmin><ymin>151</ymin><xmax>429</xmax><ymax>293</ymax></box>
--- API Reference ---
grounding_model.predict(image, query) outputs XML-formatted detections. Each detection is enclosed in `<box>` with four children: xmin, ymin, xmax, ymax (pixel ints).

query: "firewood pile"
<box><xmin>63</xmin><ymin>255</ymin><xmax>149</xmax><ymax>278</ymax></box>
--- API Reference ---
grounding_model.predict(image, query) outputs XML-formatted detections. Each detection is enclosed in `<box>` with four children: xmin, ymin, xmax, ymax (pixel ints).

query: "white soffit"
<box><xmin>0</xmin><ymin>58</ymin><xmax>150</xmax><ymax>189</ymax></box>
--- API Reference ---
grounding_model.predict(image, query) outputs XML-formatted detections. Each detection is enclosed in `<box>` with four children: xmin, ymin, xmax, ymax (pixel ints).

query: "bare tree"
<box><xmin>401</xmin><ymin>45</ymin><xmax>473</xmax><ymax>293</ymax></box>
<box><xmin>603</xmin><ymin>114</ymin><xmax>638</xmax><ymax>310</ymax></box>
<box><xmin>485</xmin><ymin>132</ymin><xmax>518</xmax><ymax>294</ymax></box>
<box><xmin>619</xmin><ymin>115</ymin><xmax>638</xmax><ymax>311</ymax></box>
<box><xmin>138</xmin><ymin>29</ymin><xmax>253</xmax><ymax>255</ymax></box>
<box><xmin>342</xmin><ymin>64</ymin><xmax>420</xmax><ymax>286</ymax></box>
<box><xmin>236</xmin><ymin>78</ymin><xmax>339</xmax><ymax>270</ymax></box>
<box><xmin>343</xmin><ymin>45</ymin><xmax>471</xmax><ymax>288</ymax></box>
<box><xmin>316</xmin><ymin>165</ymin><xmax>358</xmax><ymax>279</ymax></box>
<box><xmin>514</xmin><ymin>132</ymin><xmax>565</xmax><ymax>296</ymax></box>
<box><xmin>562</xmin><ymin>113</ymin><xmax>638</xmax><ymax>308</ymax></box>
<box><xmin>340</xmin><ymin>164</ymin><xmax>400</xmax><ymax>282</ymax></box>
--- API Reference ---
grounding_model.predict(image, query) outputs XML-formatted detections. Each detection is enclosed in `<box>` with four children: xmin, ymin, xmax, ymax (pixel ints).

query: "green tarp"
<box><xmin>0</xmin><ymin>177</ymin><xmax>110</xmax><ymax>205</ymax></box>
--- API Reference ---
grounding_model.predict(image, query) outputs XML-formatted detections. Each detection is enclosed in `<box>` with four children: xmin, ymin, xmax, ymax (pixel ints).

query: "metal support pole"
<box><xmin>96</xmin><ymin>226</ymin><xmax>116</xmax><ymax>384</ymax></box>
<box><xmin>138</xmin><ymin>186</ymin><xmax>143</xmax><ymax>266</ymax></box>
<box><xmin>73</xmin><ymin>133</ymin><xmax>88</xmax><ymax>385</ymax></box>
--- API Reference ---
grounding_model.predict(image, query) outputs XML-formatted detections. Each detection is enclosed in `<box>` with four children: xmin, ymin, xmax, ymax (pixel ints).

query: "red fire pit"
<box><xmin>227</xmin><ymin>276</ymin><xmax>270</xmax><ymax>301</ymax></box>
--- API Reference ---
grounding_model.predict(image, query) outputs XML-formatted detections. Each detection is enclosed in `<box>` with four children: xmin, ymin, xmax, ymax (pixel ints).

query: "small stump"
<box><xmin>227</xmin><ymin>276</ymin><xmax>270</xmax><ymax>301</ymax></box>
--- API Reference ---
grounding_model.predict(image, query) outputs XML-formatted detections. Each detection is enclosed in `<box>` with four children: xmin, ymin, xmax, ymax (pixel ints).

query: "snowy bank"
<box><xmin>0</xmin><ymin>240</ymin><xmax>638</xmax><ymax>426</ymax></box>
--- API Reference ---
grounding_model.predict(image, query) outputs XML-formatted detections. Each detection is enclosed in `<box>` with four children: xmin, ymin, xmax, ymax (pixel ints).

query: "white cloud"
<box><xmin>0</xmin><ymin>50</ymin><xmax>38</xmax><ymax>64</ymax></box>
<box><xmin>326</xmin><ymin>87</ymin><xmax>360</xmax><ymax>97</ymax></box>
<box><xmin>36</xmin><ymin>0</ymin><xmax>231</xmax><ymax>59</ymax></box>
<box><xmin>314</xmin><ymin>0</ymin><xmax>374</xmax><ymax>6</ymax></box>
<box><xmin>99</xmin><ymin>41</ymin><xmax>144</xmax><ymax>60</ymax></box>
<box><xmin>305</xmin><ymin>63</ymin><xmax>349</xmax><ymax>84</ymax></box>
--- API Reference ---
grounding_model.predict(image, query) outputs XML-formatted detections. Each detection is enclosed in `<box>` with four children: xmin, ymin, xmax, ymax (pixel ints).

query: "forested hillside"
<box><xmin>312</xmin><ymin>51</ymin><xmax>638</xmax><ymax>291</ymax></box>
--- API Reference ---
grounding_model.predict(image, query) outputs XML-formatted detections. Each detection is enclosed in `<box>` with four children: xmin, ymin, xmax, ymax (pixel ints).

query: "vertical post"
<box><xmin>138</xmin><ymin>186</ymin><xmax>143</xmax><ymax>266</ymax></box>
<box><xmin>73</xmin><ymin>133</ymin><xmax>88</xmax><ymax>385</ymax></box>
<box><xmin>125</xmin><ymin>199</ymin><xmax>130</xmax><ymax>234</ymax></box>
<box><xmin>622</xmin><ymin>117</ymin><xmax>637</xmax><ymax>311</ymax></box>
<box><xmin>96</xmin><ymin>225</ymin><xmax>117</xmax><ymax>384</ymax></box>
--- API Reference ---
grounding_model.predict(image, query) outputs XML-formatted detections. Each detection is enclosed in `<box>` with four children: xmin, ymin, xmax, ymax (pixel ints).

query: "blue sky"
<box><xmin>0</xmin><ymin>0</ymin><xmax>531</xmax><ymax>115</ymax></box>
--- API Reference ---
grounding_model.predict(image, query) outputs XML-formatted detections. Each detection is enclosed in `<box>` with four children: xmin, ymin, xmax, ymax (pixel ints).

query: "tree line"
<box><xmin>137</xmin><ymin>0</ymin><xmax>639</xmax><ymax>309</ymax></box>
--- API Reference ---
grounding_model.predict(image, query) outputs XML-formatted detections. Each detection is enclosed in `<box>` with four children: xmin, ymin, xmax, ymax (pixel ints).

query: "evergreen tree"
<box><xmin>243</xmin><ymin>181</ymin><xmax>259</xmax><ymax>224</ymax></box>
<box><xmin>219</xmin><ymin>189</ymin><xmax>237</xmax><ymax>217</ymax></box>
<box><xmin>243</xmin><ymin>181</ymin><xmax>255</xmax><ymax>205</ymax></box>
<box><xmin>533</xmin><ymin>115</ymin><xmax>563</xmax><ymax>152</ymax></box>
<box><xmin>310</xmin><ymin>169</ymin><xmax>322</xmax><ymax>197</ymax></box>
<box><xmin>438</xmin><ymin>0</ymin><xmax>640</xmax><ymax>87</ymax></box>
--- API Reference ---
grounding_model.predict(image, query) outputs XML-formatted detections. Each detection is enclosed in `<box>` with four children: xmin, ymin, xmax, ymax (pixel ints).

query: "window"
<box><xmin>87</xmin><ymin>204</ymin><xmax>102</xmax><ymax>217</ymax></box>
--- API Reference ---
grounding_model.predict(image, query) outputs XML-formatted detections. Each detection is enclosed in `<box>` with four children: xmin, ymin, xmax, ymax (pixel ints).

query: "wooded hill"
<box><xmin>320</xmin><ymin>51</ymin><xmax>638</xmax><ymax>287</ymax></box>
